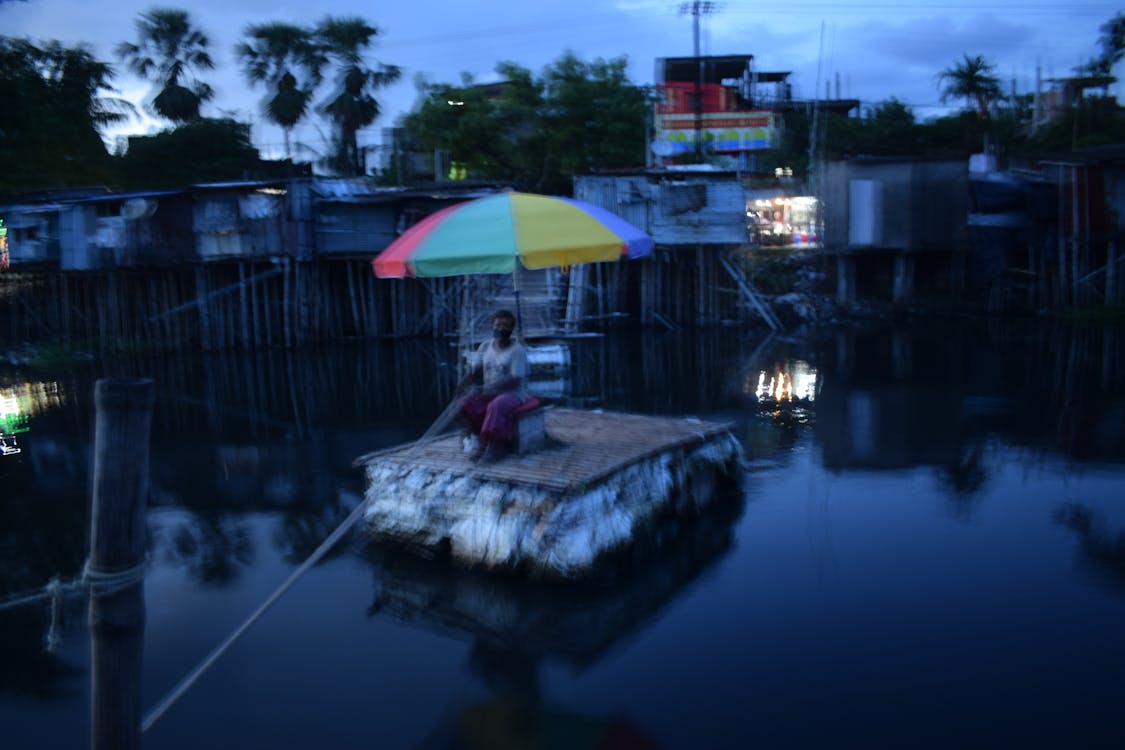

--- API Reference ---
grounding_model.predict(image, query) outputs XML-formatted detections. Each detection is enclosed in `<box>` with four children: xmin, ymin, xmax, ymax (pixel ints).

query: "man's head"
<box><xmin>491</xmin><ymin>309</ymin><xmax>516</xmax><ymax>343</ymax></box>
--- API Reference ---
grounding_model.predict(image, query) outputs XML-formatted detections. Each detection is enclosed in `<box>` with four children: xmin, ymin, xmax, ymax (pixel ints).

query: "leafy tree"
<box><xmin>535</xmin><ymin>52</ymin><xmax>648</xmax><ymax>193</ymax></box>
<box><xmin>234</xmin><ymin>22</ymin><xmax>325</xmax><ymax>160</ymax></box>
<box><xmin>815</xmin><ymin>99</ymin><xmax>920</xmax><ymax>157</ymax></box>
<box><xmin>488</xmin><ymin>62</ymin><xmax>552</xmax><ymax>187</ymax></box>
<box><xmin>860</xmin><ymin>99</ymin><xmax>920</xmax><ymax>154</ymax></box>
<box><xmin>0</xmin><ymin>36</ymin><xmax>129</xmax><ymax>194</ymax></box>
<box><xmin>117</xmin><ymin>118</ymin><xmax>266</xmax><ymax>188</ymax></box>
<box><xmin>1026</xmin><ymin>96</ymin><xmax>1125</xmax><ymax>150</ymax></box>
<box><xmin>406</xmin><ymin>73</ymin><xmax>513</xmax><ymax>180</ymax></box>
<box><xmin>402</xmin><ymin>52</ymin><xmax>647</xmax><ymax>194</ymax></box>
<box><xmin>313</xmin><ymin>16</ymin><xmax>400</xmax><ymax>176</ymax></box>
<box><xmin>116</xmin><ymin>8</ymin><xmax>215</xmax><ymax>123</ymax></box>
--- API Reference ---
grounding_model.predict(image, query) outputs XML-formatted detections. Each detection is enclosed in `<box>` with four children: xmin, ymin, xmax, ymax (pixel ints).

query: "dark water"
<box><xmin>2</xmin><ymin>320</ymin><xmax>1124</xmax><ymax>748</ymax></box>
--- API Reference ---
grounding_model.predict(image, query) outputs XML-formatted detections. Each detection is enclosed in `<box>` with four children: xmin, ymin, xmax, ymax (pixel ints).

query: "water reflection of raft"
<box><xmin>356</xmin><ymin>409</ymin><xmax>743</xmax><ymax>579</ymax></box>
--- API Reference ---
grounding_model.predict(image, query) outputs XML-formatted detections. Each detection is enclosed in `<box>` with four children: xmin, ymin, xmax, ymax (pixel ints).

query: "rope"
<box><xmin>0</xmin><ymin>586</ymin><xmax>59</xmax><ymax>611</ymax></box>
<box><xmin>142</xmin><ymin>398</ymin><xmax>462</xmax><ymax>733</ymax></box>
<box><xmin>44</xmin><ymin>577</ymin><xmax>63</xmax><ymax>653</ymax></box>
<box><xmin>0</xmin><ymin>557</ymin><xmax>148</xmax><ymax>613</ymax></box>
<box><xmin>83</xmin><ymin>559</ymin><xmax>150</xmax><ymax>598</ymax></box>
<box><xmin>140</xmin><ymin>497</ymin><xmax>369</xmax><ymax>732</ymax></box>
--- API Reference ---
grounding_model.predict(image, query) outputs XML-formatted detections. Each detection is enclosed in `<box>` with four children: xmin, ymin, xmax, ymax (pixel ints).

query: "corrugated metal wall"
<box><xmin>314</xmin><ymin>203</ymin><xmax>397</xmax><ymax>256</ymax></box>
<box><xmin>576</xmin><ymin>173</ymin><xmax>745</xmax><ymax>246</ymax></box>
<box><xmin>651</xmin><ymin>178</ymin><xmax>745</xmax><ymax>245</ymax></box>
<box><xmin>574</xmin><ymin>176</ymin><xmax>651</xmax><ymax>236</ymax></box>
<box><xmin>823</xmin><ymin>158</ymin><xmax>969</xmax><ymax>252</ymax></box>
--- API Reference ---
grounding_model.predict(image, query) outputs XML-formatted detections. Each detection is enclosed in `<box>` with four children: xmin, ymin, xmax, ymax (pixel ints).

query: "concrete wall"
<box><xmin>823</xmin><ymin>158</ymin><xmax>970</xmax><ymax>252</ymax></box>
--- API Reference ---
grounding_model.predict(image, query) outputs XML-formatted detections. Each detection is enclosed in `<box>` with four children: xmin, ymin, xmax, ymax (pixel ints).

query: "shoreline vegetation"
<box><xmin>3</xmin><ymin>12</ymin><xmax>1123</xmax><ymax>195</ymax></box>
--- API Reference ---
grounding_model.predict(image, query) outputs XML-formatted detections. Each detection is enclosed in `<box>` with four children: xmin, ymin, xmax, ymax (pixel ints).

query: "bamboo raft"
<box><xmin>356</xmin><ymin>408</ymin><xmax>743</xmax><ymax>579</ymax></box>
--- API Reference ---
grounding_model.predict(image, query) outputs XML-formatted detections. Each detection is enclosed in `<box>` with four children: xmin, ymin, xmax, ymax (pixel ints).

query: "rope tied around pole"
<box><xmin>0</xmin><ymin>556</ymin><xmax>149</xmax><ymax>614</ymax></box>
<box><xmin>0</xmin><ymin>556</ymin><xmax>149</xmax><ymax>656</ymax></box>
<box><xmin>82</xmin><ymin>557</ymin><xmax>150</xmax><ymax>598</ymax></box>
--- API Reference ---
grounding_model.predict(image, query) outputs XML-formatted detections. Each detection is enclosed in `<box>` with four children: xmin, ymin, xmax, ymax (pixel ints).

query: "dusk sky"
<box><xmin>3</xmin><ymin>0</ymin><xmax>1120</xmax><ymax>162</ymax></box>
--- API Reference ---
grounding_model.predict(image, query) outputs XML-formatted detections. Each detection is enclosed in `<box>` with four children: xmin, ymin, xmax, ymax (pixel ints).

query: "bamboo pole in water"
<box><xmin>1057</xmin><ymin>168</ymin><xmax>1067</xmax><ymax>308</ymax></box>
<box><xmin>281</xmin><ymin>258</ymin><xmax>290</xmax><ymax>348</ymax></box>
<box><xmin>363</xmin><ymin>265</ymin><xmax>374</xmax><ymax>338</ymax></box>
<box><xmin>89</xmin><ymin>378</ymin><xmax>153</xmax><ymax>750</ymax></box>
<box><xmin>1084</xmin><ymin>167</ymin><xmax>1092</xmax><ymax>307</ymax></box>
<box><xmin>346</xmin><ymin>261</ymin><xmax>360</xmax><ymax>337</ymax></box>
<box><xmin>1107</xmin><ymin>240</ymin><xmax>1118</xmax><ymax>307</ymax></box>
<box><xmin>251</xmin><ymin>261</ymin><xmax>262</xmax><ymax>349</ymax></box>
<box><xmin>296</xmin><ymin>259</ymin><xmax>307</xmax><ymax>344</ymax></box>
<box><xmin>195</xmin><ymin>266</ymin><xmax>212</xmax><ymax>352</ymax></box>
<box><xmin>238</xmin><ymin>263</ymin><xmax>250</xmax><ymax>349</ymax></box>
<box><xmin>1072</xmin><ymin>167</ymin><xmax>1081</xmax><ymax>308</ymax></box>
<box><xmin>263</xmin><ymin>266</ymin><xmax>274</xmax><ymax>347</ymax></box>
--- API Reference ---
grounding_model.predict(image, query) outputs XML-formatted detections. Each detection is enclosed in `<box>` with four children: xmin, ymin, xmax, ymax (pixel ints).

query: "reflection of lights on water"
<box><xmin>1</xmin><ymin>382</ymin><xmax>64</xmax><ymax>457</ymax></box>
<box><xmin>1</xmin><ymin>390</ymin><xmax>24</xmax><ymax>456</ymax></box>
<box><xmin>749</xmin><ymin>360</ymin><xmax>818</xmax><ymax>403</ymax></box>
<box><xmin>0</xmin><ymin>433</ymin><xmax>19</xmax><ymax>456</ymax></box>
<box><xmin>1</xmin><ymin>381</ymin><xmax>64</xmax><ymax>420</ymax></box>
<box><xmin>0</xmin><ymin>218</ymin><xmax>8</xmax><ymax>271</ymax></box>
<box><xmin>0</xmin><ymin>391</ymin><xmax>23</xmax><ymax>432</ymax></box>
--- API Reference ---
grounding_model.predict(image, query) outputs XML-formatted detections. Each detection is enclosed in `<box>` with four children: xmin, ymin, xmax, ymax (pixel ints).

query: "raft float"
<box><xmin>356</xmin><ymin>408</ymin><xmax>743</xmax><ymax>579</ymax></box>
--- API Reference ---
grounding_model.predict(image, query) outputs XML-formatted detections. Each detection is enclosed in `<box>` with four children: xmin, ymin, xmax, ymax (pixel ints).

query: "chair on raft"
<box><xmin>512</xmin><ymin>396</ymin><xmax>548</xmax><ymax>454</ymax></box>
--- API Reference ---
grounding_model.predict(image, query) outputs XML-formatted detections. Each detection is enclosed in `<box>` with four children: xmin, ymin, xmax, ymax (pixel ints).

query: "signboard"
<box><xmin>654</xmin><ymin>111</ymin><xmax>781</xmax><ymax>155</ymax></box>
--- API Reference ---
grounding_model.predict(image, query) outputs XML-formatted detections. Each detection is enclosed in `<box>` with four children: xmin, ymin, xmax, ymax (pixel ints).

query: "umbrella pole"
<box><xmin>512</xmin><ymin>269</ymin><xmax>524</xmax><ymax>341</ymax></box>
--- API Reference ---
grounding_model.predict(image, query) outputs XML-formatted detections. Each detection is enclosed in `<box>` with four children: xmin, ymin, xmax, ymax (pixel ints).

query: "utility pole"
<box><xmin>680</xmin><ymin>2</ymin><xmax>717</xmax><ymax>162</ymax></box>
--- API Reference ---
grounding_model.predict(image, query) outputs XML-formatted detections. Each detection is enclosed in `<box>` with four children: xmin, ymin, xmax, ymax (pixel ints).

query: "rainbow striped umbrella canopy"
<box><xmin>372</xmin><ymin>192</ymin><xmax>653</xmax><ymax>278</ymax></box>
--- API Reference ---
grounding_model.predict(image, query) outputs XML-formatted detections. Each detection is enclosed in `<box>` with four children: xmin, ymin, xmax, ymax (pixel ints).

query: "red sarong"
<box><xmin>460</xmin><ymin>392</ymin><xmax>523</xmax><ymax>442</ymax></box>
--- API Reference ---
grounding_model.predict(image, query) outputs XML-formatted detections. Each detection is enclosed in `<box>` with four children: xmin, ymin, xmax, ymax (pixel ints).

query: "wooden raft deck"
<box><xmin>357</xmin><ymin>408</ymin><xmax>743</xmax><ymax>578</ymax></box>
<box><xmin>356</xmin><ymin>408</ymin><xmax>735</xmax><ymax>490</ymax></box>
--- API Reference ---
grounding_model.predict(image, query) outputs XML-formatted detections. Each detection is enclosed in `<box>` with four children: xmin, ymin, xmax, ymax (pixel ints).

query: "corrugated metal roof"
<box><xmin>311</xmin><ymin>178</ymin><xmax>506</xmax><ymax>204</ymax></box>
<box><xmin>72</xmin><ymin>189</ymin><xmax>188</xmax><ymax>203</ymax></box>
<box><xmin>192</xmin><ymin>179</ymin><xmax>288</xmax><ymax>190</ymax></box>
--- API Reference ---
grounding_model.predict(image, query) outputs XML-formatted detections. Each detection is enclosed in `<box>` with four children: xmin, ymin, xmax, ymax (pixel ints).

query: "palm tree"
<box><xmin>937</xmin><ymin>54</ymin><xmax>1001</xmax><ymax>122</ymax></box>
<box><xmin>1078</xmin><ymin>12</ymin><xmax>1125</xmax><ymax>79</ymax></box>
<box><xmin>937</xmin><ymin>54</ymin><xmax>1002</xmax><ymax>152</ymax></box>
<box><xmin>1097</xmin><ymin>12</ymin><xmax>1125</xmax><ymax>70</ymax></box>
<box><xmin>234</xmin><ymin>22</ymin><xmax>325</xmax><ymax>160</ymax></box>
<box><xmin>35</xmin><ymin>41</ymin><xmax>137</xmax><ymax>134</ymax></box>
<box><xmin>115</xmin><ymin>8</ymin><xmax>215</xmax><ymax>123</ymax></box>
<box><xmin>313</xmin><ymin>16</ymin><xmax>401</xmax><ymax>176</ymax></box>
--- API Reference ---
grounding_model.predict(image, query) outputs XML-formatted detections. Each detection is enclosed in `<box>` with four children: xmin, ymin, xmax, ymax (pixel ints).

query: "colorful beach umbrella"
<box><xmin>372</xmin><ymin>192</ymin><xmax>653</xmax><ymax>278</ymax></box>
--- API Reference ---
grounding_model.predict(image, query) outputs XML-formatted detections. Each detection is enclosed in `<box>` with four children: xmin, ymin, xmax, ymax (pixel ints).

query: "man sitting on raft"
<box><xmin>457</xmin><ymin>309</ymin><xmax>529</xmax><ymax>463</ymax></box>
